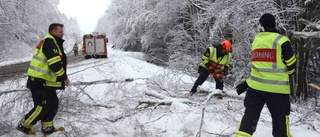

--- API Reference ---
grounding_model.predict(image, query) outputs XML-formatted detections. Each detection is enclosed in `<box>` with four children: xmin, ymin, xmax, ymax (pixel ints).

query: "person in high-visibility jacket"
<box><xmin>16</xmin><ymin>23</ymin><xmax>70</xmax><ymax>135</ymax></box>
<box><xmin>73</xmin><ymin>43</ymin><xmax>78</xmax><ymax>56</ymax></box>
<box><xmin>188</xmin><ymin>40</ymin><xmax>232</xmax><ymax>96</ymax></box>
<box><xmin>235</xmin><ymin>13</ymin><xmax>296</xmax><ymax>137</ymax></box>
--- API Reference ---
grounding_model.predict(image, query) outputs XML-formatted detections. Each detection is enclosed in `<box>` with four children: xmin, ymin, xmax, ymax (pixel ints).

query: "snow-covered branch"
<box><xmin>186</xmin><ymin>0</ymin><xmax>207</xmax><ymax>11</ymax></box>
<box><xmin>292</xmin><ymin>32</ymin><xmax>320</xmax><ymax>39</ymax></box>
<box><xmin>71</xmin><ymin>78</ymin><xmax>135</xmax><ymax>85</ymax></box>
<box><xmin>309</xmin><ymin>83</ymin><xmax>320</xmax><ymax>91</ymax></box>
<box><xmin>292</xmin><ymin>18</ymin><xmax>320</xmax><ymax>39</ymax></box>
<box><xmin>299</xmin><ymin>18</ymin><xmax>320</xmax><ymax>30</ymax></box>
<box><xmin>198</xmin><ymin>91</ymin><xmax>216</xmax><ymax>137</ymax></box>
<box><xmin>142</xmin><ymin>90</ymin><xmax>198</xmax><ymax>105</ymax></box>
<box><xmin>0</xmin><ymin>89</ymin><xmax>28</xmax><ymax>97</ymax></box>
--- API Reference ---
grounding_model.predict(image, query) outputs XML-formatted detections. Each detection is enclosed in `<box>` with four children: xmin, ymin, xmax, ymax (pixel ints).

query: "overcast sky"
<box><xmin>58</xmin><ymin>0</ymin><xmax>111</xmax><ymax>34</ymax></box>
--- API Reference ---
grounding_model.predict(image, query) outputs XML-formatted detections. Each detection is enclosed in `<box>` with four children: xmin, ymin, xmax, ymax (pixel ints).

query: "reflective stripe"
<box><xmin>287</xmin><ymin>69</ymin><xmax>295</xmax><ymax>75</ymax></box>
<box><xmin>273</xmin><ymin>35</ymin><xmax>283</xmax><ymax>49</ymax></box>
<box><xmin>272</xmin><ymin>35</ymin><xmax>283</xmax><ymax>69</ymax></box>
<box><xmin>42</xmin><ymin>121</ymin><xmax>54</xmax><ymax>128</ymax></box>
<box><xmin>286</xmin><ymin>56</ymin><xmax>296</xmax><ymax>66</ymax></box>
<box><xmin>235</xmin><ymin>131</ymin><xmax>252</xmax><ymax>137</ymax></box>
<box><xmin>250</xmin><ymin>76</ymin><xmax>289</xmax><ymax>85</ymax></box>
<box><xmin>55</xmin><ymin>68</ymin><xmax>65</xmax><ymax>76</ymax></box>
<box><xmin>29</xmin><ymin>65</ymin><xmax>56</xmax><ymax>77</ymax></box>
<box><xmin>48</xmin><ymin>56</ymin><xmax>61</xmax><ymax>65</ymax></box>
<box><xmin>285</xmin><ymin>115</ymin><xmax>292</xmax><ymax>137</ymax></box>
<box><xmin>20</xmin><ymin>119</ymin><xmax>32</xmax><ymax>129</ymax></box>
<box><xmin>24</xmin><ymin>105</ymin><xmax>43</xmax><ymax>128</ymax></box>
<box><xmin>33</xmin><ymin>55</ymin><xmax>47</xmax><ymax>63</ymax></box>
<box><xmin>252</xmin><ymin>65</ymin><xmax>287</xmax><ymax>73</ymax></box>
<box><xmin>46</xmin><ymin>81</ymin><xmax>62</xmax><ymax>87</ymax></box>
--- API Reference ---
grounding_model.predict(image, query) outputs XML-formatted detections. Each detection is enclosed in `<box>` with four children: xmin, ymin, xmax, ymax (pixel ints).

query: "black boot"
<box><xmin>16</xmin><ymin>122</ymin><xmax>36</xmax><ymax>135</ymax></box>
<box><xmin>42</xmin><ymin>126</ymin><xmax>55</xmax><ymax>135</ymax></box>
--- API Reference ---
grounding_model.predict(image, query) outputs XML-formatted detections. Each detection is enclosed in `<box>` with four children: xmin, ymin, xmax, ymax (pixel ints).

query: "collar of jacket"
<box><xmin>51</xmin><ymin>34</ymin><xmax>65</xmax><ymax>46</ymax></box>
<box><xmin>261</xmin><ymin>27</ymin><xmax>280</xmax><ymax>33</ymax></box>
<box><xmin>51</xmin><ymin>34</ymin><xmax>65</xmax><ymax>54</ymax></box>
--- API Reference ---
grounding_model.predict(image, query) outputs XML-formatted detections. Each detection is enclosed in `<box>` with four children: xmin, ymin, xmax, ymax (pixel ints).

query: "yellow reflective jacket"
<box><xmin>27</xmin><ymin>34</ymin><xmax>64</xmax><ymax>88</ymax></box>
<box><xmin>246</xmin><ymin>32</ymin><xmax>292</xmax><ymax>94</ymax></box>
<box><xmin>73</xmin><ymin>44</ymin><xmax>78</xmax><ymax>50</ymax></box>
<box><xmin>200</xmin><ymin>46</ymin><xmax>231</xmax><ymax>70</ymax></box>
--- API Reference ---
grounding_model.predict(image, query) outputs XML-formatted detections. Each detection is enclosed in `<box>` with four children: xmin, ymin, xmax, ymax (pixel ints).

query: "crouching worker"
<box><xmin>188</xmin><ymin>40</ymin><xmax>232</xmax><ymax>97</ymax></box>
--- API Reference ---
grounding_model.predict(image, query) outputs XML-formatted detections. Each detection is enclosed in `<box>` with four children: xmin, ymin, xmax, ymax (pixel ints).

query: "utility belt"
<box><xmin>26</xmin><ymin>76</ymin><xmax>46</xmax><ymax>89</ymax></box>
<box><xmin>28</xmin><ymin>76</ymin><xmax>64</xmax><ymax>89</ymax></box>
<box><xmin>29</xmin><ymin>76</ymin><xmax>45</xmax><ymax>82</ymax></box>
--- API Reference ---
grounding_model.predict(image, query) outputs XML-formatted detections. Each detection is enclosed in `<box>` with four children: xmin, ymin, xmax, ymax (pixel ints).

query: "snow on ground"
<box><xmin>0</xmin><ymin>57</ymin><xmax>31</xmax><ymax>67</ymax></box>
<box><xmin>1</xmin><ymin>46</ymin><xmax>320</xmax><ymax>137</ymax></box>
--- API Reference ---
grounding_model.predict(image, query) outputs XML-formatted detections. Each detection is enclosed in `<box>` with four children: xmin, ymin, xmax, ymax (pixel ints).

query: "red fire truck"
<box><xmin>82</xmin><ymin>32</ymin><xmax>108</xmax><ymax>59</ymax></box>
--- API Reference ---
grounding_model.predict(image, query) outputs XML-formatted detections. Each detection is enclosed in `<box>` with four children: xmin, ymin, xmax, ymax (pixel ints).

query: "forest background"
<box><xmin>0</xmin><ymin>0</ymin><xmax>319</xmax><ymax>110</ymax></box>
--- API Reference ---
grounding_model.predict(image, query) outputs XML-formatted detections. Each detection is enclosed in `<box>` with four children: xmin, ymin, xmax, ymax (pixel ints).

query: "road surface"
<box><xmin>0</xmin><ymin>55</ymin><xmax>84</xmax><ymax>83</ymax></box>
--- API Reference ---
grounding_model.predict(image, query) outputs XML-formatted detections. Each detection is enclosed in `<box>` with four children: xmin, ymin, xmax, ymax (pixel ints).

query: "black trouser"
<box><xmin>23</xmin><ymin>87</ymin><xmax>59</xmax><ymax>127</ymax></box>
<box><xmin>190</xmin><ymin>66</ymin><xmax>223</xmax><ymax>93</ymax></box>
<box><xmin>237</xmin><ymin>88</ymin><xmax>291</xmax><ymax>137</ymax></box>
<box><xmin>74</xmin><ymin>51</ymin><xmax>78</xmax><ymax>56</ymax></box>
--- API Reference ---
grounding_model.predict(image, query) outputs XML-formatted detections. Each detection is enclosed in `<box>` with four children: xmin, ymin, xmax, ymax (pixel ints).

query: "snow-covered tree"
<box><xmin>289</xmin><ymin>0</ymin><xmax>320</xmax><ymax>101</ymax></box>
<box><xmin>0</xmin><ymin>0</ymin><xmax>82</xmax><ymax>62</ymax></box>
<box><xmin>97</xmin><ymin>0</ymin><xmax>301</xmax><ymax>87</ymax></box>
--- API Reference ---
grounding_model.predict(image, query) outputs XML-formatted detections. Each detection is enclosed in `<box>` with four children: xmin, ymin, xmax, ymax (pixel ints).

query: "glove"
<box><xmin>236</xmin><ymin>81</ymin><xmax>248</xmax><ymax>95</ymax></box>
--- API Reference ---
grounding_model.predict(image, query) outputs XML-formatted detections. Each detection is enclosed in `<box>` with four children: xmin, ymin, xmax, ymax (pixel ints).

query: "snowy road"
<box><xmin>0</xmin><ymin>55</ymin><xmax>84</xmax><ymax>83</ymax></box>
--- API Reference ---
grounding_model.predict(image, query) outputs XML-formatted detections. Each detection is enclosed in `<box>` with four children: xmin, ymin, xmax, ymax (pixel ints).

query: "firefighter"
<box><xmin>73</xmin><ymin>43</ymin><xmax>78</xmax><ymax>56</ymax></box>
<box><xmin>235</xmin><ymin>13</ymin><xmax>297</xmax><ymax>137</ymax></box>
<box><xmin>188</xmin><ymin>40</ymin><xmax>232</xmax><ymax>97</ymax></box>
<box><xmin>16</xmin><ymin>23</ymin><xmax>70</xmax><ymax>135</ymax></box>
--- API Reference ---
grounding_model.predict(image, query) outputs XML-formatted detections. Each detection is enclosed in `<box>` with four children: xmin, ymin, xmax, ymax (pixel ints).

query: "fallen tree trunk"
<box><xmin>0</xmin><ymin>89</ymin><xmax>28</xmax><ymax>97</ymax></box>
<box><xmin>71</xmin><ymin>78</ymin><xmax>135</xmax><ymax>85</ymax></box>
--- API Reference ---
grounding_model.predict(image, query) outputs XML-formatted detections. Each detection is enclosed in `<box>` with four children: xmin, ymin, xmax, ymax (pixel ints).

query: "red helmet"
<box><xmin>221</xmin><ymin>40</ymin><xmax>232</xmax><ymax>52</ymax></box>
